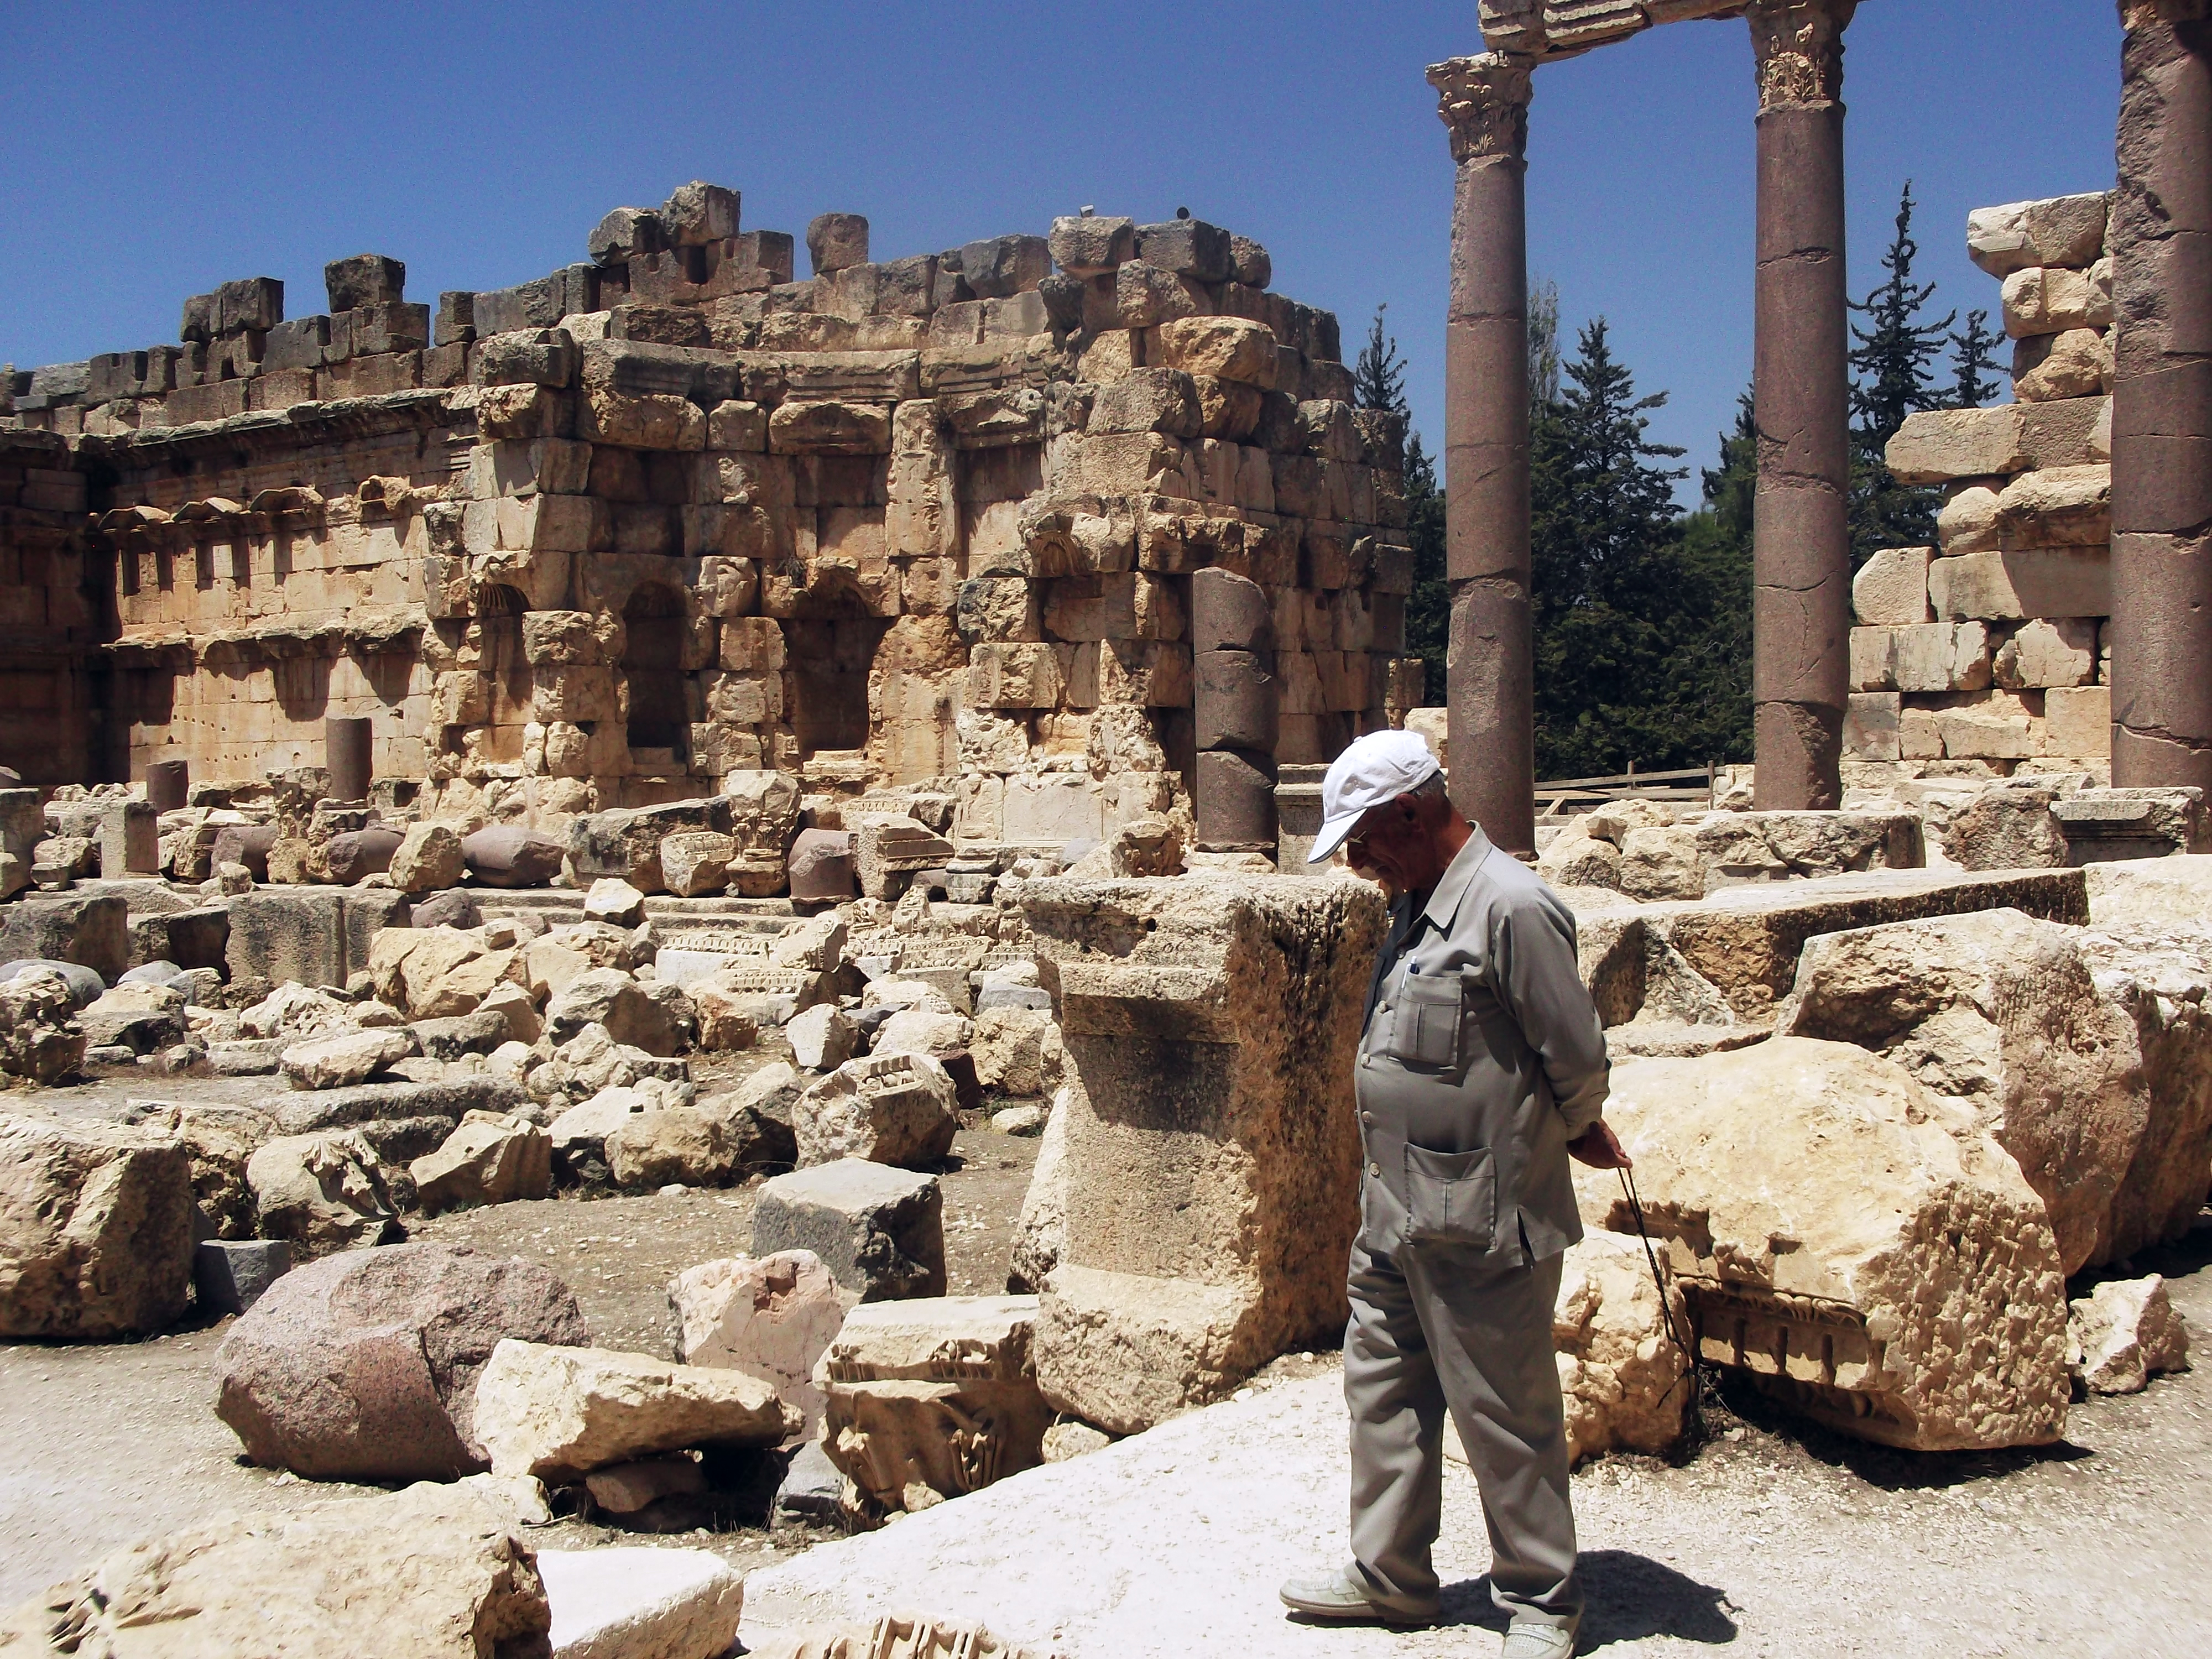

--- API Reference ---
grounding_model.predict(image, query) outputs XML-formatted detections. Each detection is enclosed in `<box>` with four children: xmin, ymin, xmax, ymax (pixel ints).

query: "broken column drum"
<box><xmin>2110</xmin><ymin>0</ymin><xmax>2212</xmax><ymax>791</ymax></box>
<box><xmin>1750</xmin><ymin>0</ymin><xmax>1857</xmax><ymax>811</ymax></box>
<box><xmin>1430</xmin><ymin>51</ymin><xmax>1537</xmax><ymax>857</ymax></box>
<box><xmin>1191</xmin><ymin>567</ymin><xmax>1280</xmax><ymax>851</ymax></box>
<box><xmin>325</xmin><ymin>714</ymin><xmax>373</xmax><ymax>804</ymax></box>
<box><xmin>144</xmin><ymin>758</ymin><xmax>188</xmax><ymax>810</ymax></box>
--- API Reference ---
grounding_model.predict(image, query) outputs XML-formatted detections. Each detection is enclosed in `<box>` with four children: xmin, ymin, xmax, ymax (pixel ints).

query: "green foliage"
<box><xmin>1848</xmin><ymin>182</ymin><xmax>1953</xmax><ymax>564</ymax></box>
<box><xmin>1353</xmin><ymin>305</ymin><xmax>1408</xmax><ymax>415</ymax></box>
<box><xmin>1528</xmin><ymin>319</ymin><xmax>1750</xmax><ymax>776</ymax></box>
<box><xmin>1948</xmin><ymin>307</ymin><xmax>2004</xmax><ymax>409</ymax></box>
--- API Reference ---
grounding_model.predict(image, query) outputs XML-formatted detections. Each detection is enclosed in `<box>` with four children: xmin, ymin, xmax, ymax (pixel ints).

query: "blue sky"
<box><xmin>4</xmin><ymin>1</ymin><xmax>2120</xmax><ymax>495</ymax></box>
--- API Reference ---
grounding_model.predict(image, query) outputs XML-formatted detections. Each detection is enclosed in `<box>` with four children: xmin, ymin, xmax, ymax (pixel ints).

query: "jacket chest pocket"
<box><xmin>1404</xmin><ymin>1144</ymin><xmax>1496</xmax><ymax>1249</ymax></box>
<box><xmin>1388</xmin><ymin>970</ymin><xmax>1464</xmax><ymax>1071</ymax></box>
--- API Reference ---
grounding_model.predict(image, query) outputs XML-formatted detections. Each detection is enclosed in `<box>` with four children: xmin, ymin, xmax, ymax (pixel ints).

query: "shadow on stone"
<box><xmin>1437</xmin><ymin>1550</ymin><xmax>1740</xmax><ymax>1645</ymax></box>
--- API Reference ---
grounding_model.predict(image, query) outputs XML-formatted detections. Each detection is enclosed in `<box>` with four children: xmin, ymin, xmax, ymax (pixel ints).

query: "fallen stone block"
<box><xmin>672</xmin><ymin>1249</ymin><xmax>849</xmax><ymax>1439</ymax></box>
<box><xmin>389</xmin><ymin>821</ymin><xmax>466</xmax><ymax>893</ymax></box>
<box><xmin>280</xmin><ymin>1025</ymin><xmax>418</xmax><ymax>1090</ymax></box>
<box><xmin>0</xmin><ymin>1479</ymin><xmax>551</xmax><ymax>1657</ymax></box>
<box><xmin>604</xmin><ymin>1096</ymin><xmax>750</xmax><ymax>1189</ymax></box>
<box><xmin>1551</xmin><ymin>1229</ymin><xmax>1691</xmax><ymax>1464</ymax></box>
<box><xmin>244</xmin><ymin>1129</ymin><xmax>403</xmax><ymax>1258</ymax></box>
<box><xmin>473</xmin><ymin>1338</ymin><xmax>800</xmax><ymax>1480</ymax></box>
<box><xmin>192</xmin><ymin>1237</ymin><xmax>291</xmax><ymax>1316</ymax></box>
<box><xmin>548</xmin><ymin>966</ymin><xmax>679</xmax><ymax>1055</ymax></box>
<box><xmin>463</xmin><ymin>822</ymin><xmax>566</xmax><ymax>888</ymax></box>
<box><xmin>214</xmin><ymin>1240</ymin><xmax>589</xmax><ymax>1480</ymax></box>
<box><xmin>787</xmin><ymin>1001</ymin><xmax>859</xmax><ymax>1070</ymax></box>
<box><xmin>1008</xmin><ymin>1092</ymin><xmax>1070</xmax><ymax>1293</ymax></box>
<box><xmin>0</xmin><ymin>891</ymin><xmax>128</xmax><ymax>985</ymax></box>
<box><xmin>539</xmin><ymin>1547</ymin><xmax>745</xmax><ymax>1659</ymax></box>
<box><xmin>1777</xmin><ymin>907</ymin><xmax>2154</xmax><ymax>1274</ymax></box>
<box><xmin>123</xmin><ymin>1098</ymin><xmax>273</xmax><ymax>1239</ymax></box>
<box><xmin>411</xmin><ymin>1110</ymin><xmax>552</xmax><ymax>1213</ymax></box>
<box><xmin>2068</xmin><ymin>1275</ymin><xmax>2189</xmax><ymax>1395</ymax></box>
<box><xmin>794</xmin><ymin>1050</ymin><xmax>961</xmax><ymax>1170</ymax></box>
<box><xmin>0</xmin><ymin>1114</ymin><xmax>196</xmax><ymax>1338</ymax></box>
<box><xmin>266</xmin><ymin>1073</ymin><xmax>529</xmax><ymax>1136</ymax></box>
<box><xmin>1584</xmin><ymin>1036</ymin><xmax>2070</xmax><ymax>1451</ymax></box>
<box><xmin>1034</xmin><ymin>1264</ymin><xmax>1258</xmax><ymax>1438</ymax></box>
<box><xmin>752</xmin><ymin>1160</ymin><xmax>945</xmax><ymax>1303</ymax></box>
<box><xmin>0</xmin><ymin>966</ymin><xmax>87</xmax><ymax>1083</ymax></box>
<box><xmin>775</xmin><ymin>1438</ymin><xmax>845</xmax><ymax>1521</ymax></box>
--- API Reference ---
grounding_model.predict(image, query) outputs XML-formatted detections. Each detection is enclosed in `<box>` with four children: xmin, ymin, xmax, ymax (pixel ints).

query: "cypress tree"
<box><xmin>1848</xmin><ymin>182</ymin><xmax>1953</xmax><ymax>562</ymax></box>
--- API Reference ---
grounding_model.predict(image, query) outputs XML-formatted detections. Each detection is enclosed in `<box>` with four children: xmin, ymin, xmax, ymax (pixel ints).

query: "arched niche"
<box><xmin>782</xmin><ymin>581</ymin><xmax>891</xmax><ymax>758</ymax></box>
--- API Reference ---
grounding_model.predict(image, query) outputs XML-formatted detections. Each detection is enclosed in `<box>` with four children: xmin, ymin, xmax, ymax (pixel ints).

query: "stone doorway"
<box><xmin>783</xmin><ymin>587</ymin><xmax>890</xmax><ymax>758</ymax></box>
<box><xmin>623</xmin><ymin>582</ymin><xmax>690</xmax><ymax>767</ymax></box>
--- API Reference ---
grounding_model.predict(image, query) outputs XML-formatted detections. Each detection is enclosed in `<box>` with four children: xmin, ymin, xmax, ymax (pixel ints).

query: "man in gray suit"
<box><xmin>1280</xmin><ymin>731</ymin><xmax>1626</xmax><ymax>1659</ymax></box>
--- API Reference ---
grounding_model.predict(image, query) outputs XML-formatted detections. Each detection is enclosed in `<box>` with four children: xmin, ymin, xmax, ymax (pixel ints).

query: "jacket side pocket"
<box><xmin>1402</xmin><ymin>1143</ymin><xmax>1495</xmax><ymax>1249</ymax></box>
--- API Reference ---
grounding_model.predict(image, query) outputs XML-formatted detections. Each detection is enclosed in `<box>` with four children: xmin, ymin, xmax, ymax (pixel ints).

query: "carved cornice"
<box><xmin>2120</xmin><ymin>0</ymin><xmax>2211</xmax><ymax>28</ymax></box>
<box><xmin>1746</xmin><ymin>0</ymin><xmax>1856</xmax><ymax>108</ymax></box>
<box><xmin>1427</xmin><ymin>53</ymin><xmax>1536</xmax><ymax>163</ymax></box>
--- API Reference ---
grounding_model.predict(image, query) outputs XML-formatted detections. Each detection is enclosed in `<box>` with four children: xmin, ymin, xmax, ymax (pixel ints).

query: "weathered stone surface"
<box><xmin>818</xmin><ymin>1295</ymin><xmax>1050</xmax><ymax>1517</ymax></box>
<box><xmin>605</xmin><ymin>1096</ymin><xmax>750</xmax><ymax>1190</ymax></box>
<box><xmin>1550</xmin><ymin>1228</ymin><xmax>1692</xmax><ymax>1464</ymax></box>
<box><xmin>0</xmin><ymin>967</ymin><xmax>87</xmax><ymax>1083</ymax></box>
<box><xmin>463</xmin><ymin>823</ymin><xmax>566</xmax><ymax>888</ymax></box>
<box><xmin>659</xmin><ymin>830</ymin><xmax>734</xmax><ymax>897</ymax></box>
<box><xmin>583</xmin><ymin>878</ymin><xmax>647</xmax><ymax>926</ymax></box>
<box><xmin>547</xmin><ymin>967</ymin><xmax>679</xmax><ymax>1055</ymax></box>
<box><xmin>794</xmin><ymin>1051</ymin><xmax>961</xmax><ymax>1169</ymax></box>
<box><xmin>752</xmin><ymin>1160</ymin><xmax>946</xmax><ymax>1303</ymax></box>
<box><xmin>473</xmin><ymin>1338</ymin><xmax>799</xmax><ymax>1479</ymax></box>
<box><xmin>673</xmin><ymin>1250</ymin><xmax>851</xmax><ymax>1439</ymax></box>
<box><xmin>0</xmin><ymin>1114</ymin><xmax>195</xmax><ymax>1338</ymax></box>
<box><xmin>1583</xmin><ymin>1037</ymin><xmax>2070</xmax><ymax>1451</ymax></box>
<box><xmin>1032</xmin><ymin>1265</ymin><xmax>1255</xmax><ymax>1437</ymax></box>
<box><xmin>2084</xmin><ymin>853</ymin><xmax>2212</xmax><ymax>931</ymax></box>
<box><xmin>2067</xmin><ymin>1275</ymin><xmax>2189</xmax><ymax>1395</ymax></box>
<box><xmin>244</xmin><ymin>1129</ymin><xmax>402</xmax><ymax>1258</ymax></box>
<box><xmin>213</xmin><ymin>1241</ymin><xmax>589</xmax><ymax>1479</ymax></box>
<box><xmin>388</xmin><ymin>821</ymin><xmax>465</xmax><ymax>894</ymax></box>
<box><xmin>789</xmin><ymin>828</ymin><xmax>857</xmax><ymax>901</ymax></box>
<box><xmin>126</xmin><ymin>1099</ymin><xmax>272</xmax><ymax>1239</ymax></box>
<box><xmin>1939</xmin><ymin>786</ymin><xmax>2069</xmax><ymax>871</ymax></box>
<box><xmin>1019</xmin><ymin>874</ymin><xmax>1386</xmax><ymax>1427</ymax></box>
<box><xmin>1886</xmin><ymin>406</ymin><xmax>2028</xmax><ymax>484</ymax></box>
<box><xmin>538</xmin><ymin>1546</ymin><xmax>745</xmax><ymax>1659</ymax></box>
<box><xmin>1777</xmin><ymin>909</ymin><xmax>2153</xmax><ymax>1274</ymax></box>
<box><xmin>79</xmin><ymin>979</ymin><xmax>186</xmax><ymax>1054</ymax></box>
<box><xmin>787</xmin><ymin>1002</ymin><xmax>859</xmax><ymax>1071</ymax></box>
<box><xmin>410</xmin><ymin>1110</ymin><xmax>552</xmax><ymax>1213</ymax></box>
<box><xmin>280</xmin><ymin>1026</ymin><xmax>417</xmax><ymax>1090</ymax></box>
<box><xmin>1852</xmin><ymin>546</ymin><xmax>1934</xmax><ymax>625</ymax></box>
<box><xmin>1968</xmin><ymin>192</ymin><xmax>2109</xmax><ymax>276</ymax></box>
<box><xmin>0</xmin><ymin>1478</ymin><xmax>552</xmax><ymax>1659</ymax></box>
<box><xmin>0</xmin><ymin>892</ymin><xmax>128</xmax><ymax>985</ymax></box>
<box><xmin>1007</xmin><ymin>1091</ymin><xmax>1070</xmax><ymax>1294</ymax></box>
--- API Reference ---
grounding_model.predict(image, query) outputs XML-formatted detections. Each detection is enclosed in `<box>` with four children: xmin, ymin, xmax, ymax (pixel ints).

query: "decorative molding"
<box><xmin>1746</xmin><ymin>0</ymin><xmax>1856</xmax><ymax>108</ymax></box>
<box><xmin>1427</xmin><ymin>54</ymin><xmax>1537</xmax><ymax>164</ymax></box>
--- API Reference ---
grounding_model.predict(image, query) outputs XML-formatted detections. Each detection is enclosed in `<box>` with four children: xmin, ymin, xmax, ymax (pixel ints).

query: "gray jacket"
<box><xmin>1353</xmin><ymin>826</ymin><xmax>1611</xmax><ymax>1265</ymax></box>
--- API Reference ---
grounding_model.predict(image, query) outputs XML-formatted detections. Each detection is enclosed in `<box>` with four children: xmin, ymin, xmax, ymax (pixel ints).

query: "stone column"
<box><xmin>1191</xmin><ymin>567</ymin><xmax>1279</xmax><ymax>852</ymax></box>
<box><xmin>1429</xmin><ymin>53</ymin><xmax>1536</xmax><ymax>855</ymax></box>
<box><xmin>2111</xmin><ymin>0</ymin><xmax>2212</xmax><ymax>789</ymax></box>
<box><xmin>1747</xmin><ymin>0</ymin><xmax>1856</xmax><ymax>810</ymax></box>
<box><xmin>144</xmin><ymin>758</ymin><xmax>189</xmax><ymax>811</ymax></box>
<box><xmin>325</xmin><ymin>716</ymin><xmax>373</xmax><ymax>805</ymax></box>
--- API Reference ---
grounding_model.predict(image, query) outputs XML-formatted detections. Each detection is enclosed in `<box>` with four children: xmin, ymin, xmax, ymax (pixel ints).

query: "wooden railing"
<box><xmin>1534</xmin><ymin>762</ymin><xmax>1715</xmax><ymax>815</ymax></box>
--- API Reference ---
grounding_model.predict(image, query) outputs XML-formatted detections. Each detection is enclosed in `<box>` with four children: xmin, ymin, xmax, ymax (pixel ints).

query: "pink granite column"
<box><xmin>1747</xmin><ymin>0</ymin><xmax>1856</xmax><ymax>810</ymax></box>
<box><xmin>2111</xmin><ymin>0</ymin><xmax>2212</xmax><ymax>789</ymax></box>
<box><xmin>1429</xmin><ymin>52</ymin><xmax>1536</xmax><ymax>855</ymax></box>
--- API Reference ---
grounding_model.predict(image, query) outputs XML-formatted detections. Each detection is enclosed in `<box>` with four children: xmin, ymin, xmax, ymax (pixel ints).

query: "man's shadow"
<box><xmin>1438</xmin><ymin>1550</ymin><xmax>1738</xmax><ymax>1647</ymax></box>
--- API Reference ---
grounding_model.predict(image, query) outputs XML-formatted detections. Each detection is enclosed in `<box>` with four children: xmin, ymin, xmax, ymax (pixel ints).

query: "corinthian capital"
<box><xmin>1428</xmin><ymin>53</ymin><xmax>1536</xmax><ymax>164</ymax></box>
<box><xmin>1746</xmin><ymin>0</ymin><xmax>1856</xmax><ymax>108</ymax></box>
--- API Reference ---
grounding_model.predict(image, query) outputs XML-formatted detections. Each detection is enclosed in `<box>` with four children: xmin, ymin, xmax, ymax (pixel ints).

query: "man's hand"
<box><xmin>1567</xmin><ymin>1120</ymin><xmax>1631</xmax><ymax>1169</ymax></box>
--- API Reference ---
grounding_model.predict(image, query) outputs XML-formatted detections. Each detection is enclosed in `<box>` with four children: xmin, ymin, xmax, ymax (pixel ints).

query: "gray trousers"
<box><xmin>1343</xmin><ymin>1238</ymin><xmax>1580</xmax><ymax>1631</ymax></box>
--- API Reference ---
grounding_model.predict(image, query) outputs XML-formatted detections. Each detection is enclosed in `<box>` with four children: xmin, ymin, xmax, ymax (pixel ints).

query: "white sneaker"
<box><xmin>1500</xmin><ymin>1622</ymin><xmax>1576</xmax><ymax>1658</ymax></box>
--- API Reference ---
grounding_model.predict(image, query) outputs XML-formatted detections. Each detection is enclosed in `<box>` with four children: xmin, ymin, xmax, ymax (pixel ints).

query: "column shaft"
<box><xmin>1749</xmin><ymin>0</ymin><xmax>1855</xmax><ymax>810</ymax></box>
<box><xmin>2111</xmin><ymin>1</ymin><xmax>2212</xmax><ymax>789</ymax></box>
<box><xmin>1431</xmin><ymin>54</ymin><xmax>1536</xmax><ymax>855</ymax></box>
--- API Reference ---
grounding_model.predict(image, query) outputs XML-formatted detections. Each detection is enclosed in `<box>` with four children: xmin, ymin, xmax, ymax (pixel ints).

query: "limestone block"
<box><xmin>1586</xmin><ymin>1037</ymin><xmax>2069</xmax><ymax>1449</ymax></box>
<box><xmin>1939</xmin><ymin>786</ymin><xmax>2069</xmax><ymax>872</ymax></box>
<box><xmin>795</xmin><ymin>1050</ymin><xmax>961</xmax><ymax>1170</ymax></box>
<box><xmin>674</xmin><ymin>1250</ymin><xmax>849</xmax><ymax>1438</ymax></box>
<box><xmin>279</xmin><ymin>1026</ymin><xmax>415</xmax><ymax>1091</ymax></box>
<box><xmin>2014</xmin><ymin>327</ymin><xmax>2111</xmax><ymax>402</ymax></box>
<box><xmin>2044</xmin><ymin>685</ymin><xmax>2112</xmax><ymax>758</ymax></box>
<box><xmin>1021</xmin><ymin>875</ymin><xmax>1387</xmax><ymax>1425</ymax></box>
<box><xmin>1848</xmin><ymin>627</ymin><xmax>1895</xmax><ymax>692</ymax></box>
<box><xmin>808</xmin><ymin>212</ymin><xmax>870</xmax><ymax>275</ymax></box>
<box><xmin>1900</xmin><ymin>706</ymin><xmax>1945</xmax><ymax>759</ymax></box>
<box><xmin>100</xmin><ymin>799</ymin><xmax>158</xmax><ymax>876</ymax></box>
<box><xmin>770</xmin><ymin>399</ymin><xmax>893</xmax><ymax>455</ymax></box>
<box><xmin>1885</xmin><ymin>405</ymin><xmax>2028</xmax><ymax>484</ymax></box>
<box><xmin>474</xmin><ymin>1338</ymin><xmax>798</xmax><ymax>1479</ymax></box>
<box><xmin>1114</xmin><ymin>260</ymin><xmax>1208</xmax><ymax>330</ymax></box>
<box><xmin>1550</xmin><ymin>1229</ymin><xmax>1692</xmax><ymax>1464</ymax></box>
<box><xmin>0</xmin><ymin>1479</ymin><xmax>554</xmax><ymax>1658</ymax></box>
<box><xmin>1967</xmin><ymin>192</ymin><xmax>2109</xmax><ymax>277</ymax></box>
<box><xmin>245</xmin><ymin>1129</ymin><xmax>401</xmax><ymax>1259</ymax></box>
<box><xmin>1034</xmin><ymin>1265</ymin><xmax>1255</xmax><ymax>1437</ymax></box>
<box><xmin>1995</xmin><ymin>618</ymin><xmax>2097</xmax><ymax>689</ymax></box>
<box><xmin>410</xmin><ymin>1112</ymin><xmax>552</xmax><ymax>1213</ymax></box>
<box><xmin>1996</xmin><ymin>463</ymin><xmax>2110</xmax><ymax>547</ymax></box>
<box><xmin>853</xmin><ymin>816</ymin><xmax>953</xmax><ymax>901</ymax></box>
<box><xmin>659</xmin><ymin>830</ymin><xmax>734</xmax><ymax>896</ymax></box>
<box><xmin>1153</xmin><ymin>316</ymin><xmax>1277</xmax><ymax>386</ymax></box>
<box><xmin>1</xmin><ymin>891</ymin><xmax>128</xmax><ymax>984</ymax></box>
<box><xmin>787</xmin><ymin>1003</ymin><xmax>860</xmax><ymax>1071</ymax></box>
<box><xmin>0</xmin><ymin>1115</ymin><xmax>195</xmax><ymax>1338</ymax></box>
<box><xmin>2022</xmin><ymin>394</ymin><xmax>2110</xmax><ymax>469</ymax></box>
<box><xmin>2068</xmin><ymin>1275</ymin><xmax>2189</xmax><ymax>1395</ymax></box>
<box><xmin>388</xmin><ymin>821</ymin><xmax>465</xmax><ymax>894</ymax></box>
<box><xmin>751</xmin><ymin>1160</ymin><xmax>946</xmax><ymax>1302</ymax></box>
<box><xmin>1778</xmin><ymin>909</ymin><xmax>2156</xmax><ymax>1274</ymax></box>
<box><xmin>212</xmin><ymin>1240</ymin><xmax>588</xmax><ymax>1479</ymax></box>
<box><xmin>1891</xmin><ymin>620</ymin><xmax>1991</xmax><ymax>693</ymax></box>
<box><xmin>1844</xmin><ymin>692</ymin><xmax>1902</xmax><ymax>763</ymax></box>
<box><xmin>1930</xmin><ymin>548</ymin><xmax>2110</xmax><ymax>622</ymax></box>
<box><xmin>192</xmin><ymin>1238</ymin><xmax>291</xmax><ymax>1316</ymax></box>
<box><xmin>789</xmin><ymin>828</ymin><xmax>857</xmax><ymax>901</ymax></box>
<box><xmin>1851</xmin><ymin>545</ymin><xmax>1933</xmax><ymax>625</ymax></box>
<box><xmin>547</xmin><ymin>968</ymin><xmax>679</xmax><ymax>1055</ymax></box>
<box><xmin>604</xmin><ymin>1097</ymin><xmax>754</xmax><ymax>1189</ymax></box>
<box><xmin>2001</xmin><ymin>264</ymin><xmax>2114</xmax><ymax>339</ymax></box>
<box><xmin>1937</xmin><ymin>484</ymin><xmax>2003</xmax><ymax>555</ymax></box>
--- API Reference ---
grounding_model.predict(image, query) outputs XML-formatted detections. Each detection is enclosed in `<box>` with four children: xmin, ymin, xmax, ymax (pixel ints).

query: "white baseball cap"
<box><xmin>1305</xmin><ymin>729</ymin><xmax>1443</xmax><ymax>863</ymax></box>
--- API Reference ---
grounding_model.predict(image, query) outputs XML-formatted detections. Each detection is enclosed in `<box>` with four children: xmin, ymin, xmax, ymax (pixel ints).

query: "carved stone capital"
<box><xmin>1746</xmin><ymin>0</ymin><xmax>1856</xmax><ymax>108</ymax></box>
<box><xmin>1428</xmin><ymin>53</ymin><xmax>1536</xmax><ymax>164</ymax></box>
<box><xmin>2119</xmin><ymin>0</ymin><xmax>2212</xmax><ymax>29</ymax></box>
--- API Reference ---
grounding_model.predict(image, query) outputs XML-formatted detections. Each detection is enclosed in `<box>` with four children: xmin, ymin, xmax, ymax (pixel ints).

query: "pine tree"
<box><xmin>1353</xmin><ymin>305</ymin><xmax>1407</xmax><ymax>414</ymax></box>
<box><xmin>1948</xmin><ymin>307</ymin><xmax>2003</xmax><ymax>409</ymax></box>
<box><xmin>1848</xmin><ymin>181</ymin><xmax>1953</xmax><ymax>564</ymax></box>
<box><xmin>1674</xmin><ymin>390</ymin><xmax>1757</xmax><ymax>768</ymax></box>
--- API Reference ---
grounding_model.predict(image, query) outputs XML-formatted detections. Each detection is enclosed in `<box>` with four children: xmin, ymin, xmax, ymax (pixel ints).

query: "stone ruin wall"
<box><xmin>0</xmin><ymin>180</ymin><xmax>1418</xmax><ymax>867</ymax></box>
<box><xmin>1856</xmin><ymin>194</ymin><xmax>2116</xmax><ymax>775</ymax></box>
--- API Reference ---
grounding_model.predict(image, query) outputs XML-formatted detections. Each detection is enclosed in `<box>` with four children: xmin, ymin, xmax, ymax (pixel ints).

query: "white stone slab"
<box><xmin>540</xmin><ymin>1546</ymin><xmax>744</xmax><ymax>1659</ymax></box>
